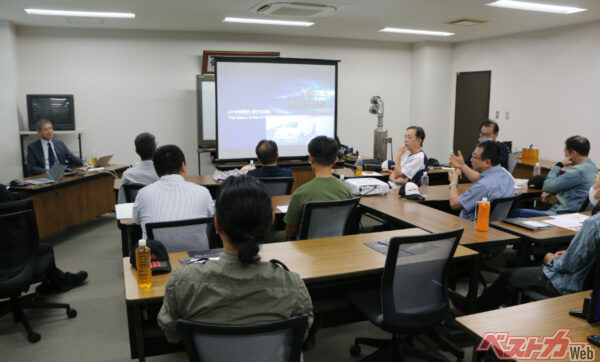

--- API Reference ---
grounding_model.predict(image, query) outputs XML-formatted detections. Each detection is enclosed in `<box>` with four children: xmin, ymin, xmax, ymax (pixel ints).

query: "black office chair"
<box><xmin>177</xmin><ymin>315</ymin><xmax>308</xmax><ymax>362</ymax></box>
<box><xmin>0</xmin><ymin>199</ymin><xmax>77</xmax><ymax>343</ymax></box>
<box><xmin>346</xmin><ymin>228</ymin><xmax>464</xmax><ymax>362</ymax></box>
<box><xmin>146</xmin><ymin>217</ymin><xmax>220</xmax><ymax>252</ymax></box>
<box><xmin>122</xmin><ymin>183</ymin><xmax>147</xmax><ymax>203</ymax></box>
<box><xmin>256</xmin><ymin>177</ymin><xmax>295</xmax><ymax>197</ymax></box>
<box><xmin>297</xmin><ymin>198</ymin><xmax>360</xmax><ymax>240</ymax></box>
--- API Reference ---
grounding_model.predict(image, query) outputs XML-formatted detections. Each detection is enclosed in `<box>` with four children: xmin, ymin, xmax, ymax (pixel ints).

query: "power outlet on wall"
<box><xmin>495</xmin><ymin>111</ymin><xmax>499</xmax><ymax>119</ymax></box>
<box><xmin>505</xmin><ymin>111</ymin><xmax>509</xmax><ymax>120</ymax></box>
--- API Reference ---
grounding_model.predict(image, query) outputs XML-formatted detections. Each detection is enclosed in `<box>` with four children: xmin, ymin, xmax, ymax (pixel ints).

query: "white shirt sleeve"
<box><xmin>401</xmin><ymin>152</ymin><xmax>426</xmax><ymax>179</ymax></box>
<box><xmin>590</xmin><ymin>186</ymin><xmax>600</xmax><ymax>206</ymax></box>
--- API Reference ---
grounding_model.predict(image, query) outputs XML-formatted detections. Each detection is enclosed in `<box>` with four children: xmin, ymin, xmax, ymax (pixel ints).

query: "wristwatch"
<box><xmin>449</xmin><ymin>182</ymin><xmax>458</xmax><ymax>188</ymax></box>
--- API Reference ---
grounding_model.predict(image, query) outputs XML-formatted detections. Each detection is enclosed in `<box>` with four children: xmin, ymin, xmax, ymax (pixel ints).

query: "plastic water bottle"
<box><xmin>356</xmin><ymin>156</ymin><xmax>363</xmax><ymax>176</ymax></box>
<box><xmin>249</xmin><ymin>160</ymin><xmax>256</xmax><ymax>170</ymax></box>
<box><xmin>533</xmin><ymin>162</ymin><xmax>541</xmax><ymax>176</ymax></box>
<box><xmin>136</xmin><ymin>239</ymin><xmax>152</xmax><ymax>289</ymax></box>
<box><xmin>420</xmin><ymin>172</ymin><xmax>429</xmax><ymax>196</ymax></box>
<box><xmin>476</xmin><ymin>197</ymin><xmax>491</xmax><ymax>232</ymax></box>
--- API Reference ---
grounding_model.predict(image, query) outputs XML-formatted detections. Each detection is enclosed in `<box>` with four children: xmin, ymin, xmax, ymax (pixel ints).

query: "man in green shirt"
<box><xmin>284</xmin><ymin>136</ymin><xmax>353</xmax><ymax>239</ymax></box>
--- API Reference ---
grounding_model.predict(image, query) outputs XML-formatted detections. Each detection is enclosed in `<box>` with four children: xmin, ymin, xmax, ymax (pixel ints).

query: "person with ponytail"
<box><xmin>158</xmin><ymin>175</ymin><xmax>313</xmax><ymax>343</ymax></box>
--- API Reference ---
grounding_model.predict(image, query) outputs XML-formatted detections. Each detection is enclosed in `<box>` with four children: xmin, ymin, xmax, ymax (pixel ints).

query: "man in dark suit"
<box><xmin>465</xmin><ymin>119</ymin><xmax>509</xmax><ymax>171</ymax></box>
<box><xmin>247</xmin><ymin>139</ymin><xmax>293</xmax><ymax>178</ymax></box>
<box><xmin>26</xmin><ymin>119</ymin><xmax>84</xmax><ymax>176</ymax></box>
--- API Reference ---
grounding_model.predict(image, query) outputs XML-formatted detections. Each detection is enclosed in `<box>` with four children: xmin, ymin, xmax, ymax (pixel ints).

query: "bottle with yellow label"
<box><xmin>355</xmin><ymin>156</ymin><xmax>363</xmax><ymax>176</ymax></box>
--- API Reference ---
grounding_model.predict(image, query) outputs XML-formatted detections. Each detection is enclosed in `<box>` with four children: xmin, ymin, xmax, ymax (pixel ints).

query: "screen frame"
<box><xmin>26</xmin><ymin>94</ymin><xmax>75</xmax><ymax>131</ymax></box>
<box><xmin>213</xmin><ymin>56</ymin><xmax>339</xmax><ymax>163</ymax></box>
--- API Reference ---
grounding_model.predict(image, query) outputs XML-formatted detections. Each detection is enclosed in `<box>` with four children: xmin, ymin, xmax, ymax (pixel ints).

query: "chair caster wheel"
<box><xmin>350</xmin><ymin>344</ymin><xmax>361</xmax><ymax>357</ymax></box>
<box><xmin>28</xmin><ymin>332</ymin><xmax>41</xmax><ymax>343</ymax></box>
<box><xmin>67</xmin><ymin>308</ymin><xmax>77</xmax><ymax>318</ymax></box>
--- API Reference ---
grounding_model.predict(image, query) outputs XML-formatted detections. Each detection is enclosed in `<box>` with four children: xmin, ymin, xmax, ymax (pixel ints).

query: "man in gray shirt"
<box><xmin>117</xmin><ymin>132</ymin><xmax>159</xmax><ymax>203</ymax></box>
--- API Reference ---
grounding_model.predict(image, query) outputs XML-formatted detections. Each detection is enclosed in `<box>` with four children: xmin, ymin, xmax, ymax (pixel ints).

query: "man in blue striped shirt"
<box><xmin>133</xmin><ymin>145</ymin><xmax>214</xmax><ymax>243</ymax></box>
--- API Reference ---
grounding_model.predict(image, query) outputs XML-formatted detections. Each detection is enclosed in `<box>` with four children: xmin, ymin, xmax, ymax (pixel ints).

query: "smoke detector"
<box><xmin>250</xmin><ymin>2</ymin><xmax>338</xmax><ymax>17</ymax></box>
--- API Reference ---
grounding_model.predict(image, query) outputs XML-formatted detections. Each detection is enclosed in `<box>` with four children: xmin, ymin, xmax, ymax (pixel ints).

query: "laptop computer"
<box><xmin>28</xmin><ymin>164</ymin><xmax>68</xmax><ymax>185</ymax></box>
<box><xmin>94</xmin><ymin>155</ymin><xmax>113</xmax><ymax>167</ymax></box>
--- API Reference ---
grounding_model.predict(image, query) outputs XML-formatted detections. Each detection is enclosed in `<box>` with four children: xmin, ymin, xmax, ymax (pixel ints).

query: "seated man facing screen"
<box><xmin>284</xmin><ymin>136</ymin><xmax>353</xmax><ymax>240</ymax></box>
<box><xmin>389</xmin><ymin>126</ymin><xmax>428</xmax><ymax>185</ymax></box>
<box><xmin>158</xmin><ymin>175</ymin><xmax>313</xmax><ymax>343</ymax></box>
<box><xmin>247</xmin><ymin>139</ymin><xmax>293</xmax><ymax>178</ymax></box>
<box><xmin>117</xmin><ymin>132</ymin><xmax>159</xmax><ymax>203</ymax></box>
<box><xmin>448</xmin><ymin>141</ymin><xmax>514</xmax><ymax>220</ymax></box>
<box><xmin>133</xmin><ymin>144</ymin><xmax>214</xmax><ymax>240</ymax></box>
<box><xmin>465</xmin><ymin>119</ymin><xmax>509</xmax><ymax>171</ymax></box>
<box><xmin>26</xmin><ymin>119</ymin><xmax>84</xmax><ymax>176</ymax></box>
<box><xmin>474</xmin><ymin>211</ymin><xmax>600</xmax><ymax>312</ymax></box>
<box><xmin>511</xmin><ymin>136</ymin><xmax>597</xmax><ymax>217</ymax></box>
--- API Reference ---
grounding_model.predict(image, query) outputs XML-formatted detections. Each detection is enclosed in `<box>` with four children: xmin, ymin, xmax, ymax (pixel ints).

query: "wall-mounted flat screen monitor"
<box><xmin>215</xmin><ymin>57</ymin><xmax>338</xmax><ymax>161</ymax></box>
<box><xmin>27</xmin><ymin>94</ymin><xmax>75</xmax><ymax>131</ymax></box>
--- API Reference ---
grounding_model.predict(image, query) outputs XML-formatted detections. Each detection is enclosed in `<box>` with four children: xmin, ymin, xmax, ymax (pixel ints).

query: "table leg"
<box><xmin>466</xmin><ymin>255</ymin><xmax>481</xmax><ymax>314</ymax></box>
<box><xmin>134</xmin><ymin>305</ymin><xmax>145</xmax><ymax>362</ymax></box>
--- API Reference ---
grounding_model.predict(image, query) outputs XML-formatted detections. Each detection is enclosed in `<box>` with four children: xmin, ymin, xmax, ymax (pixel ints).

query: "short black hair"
<box><xmin>36</xmin><ymin>119</ymin><xmax>52</xmax><ymax>131</ymax></box>
<box><xmin>255</xmin><ymin>139</ymin><xmax>278</xmax><ymax>165</ymax></box>
<box><xmin>135</xmin><ymin>132</ymin><xmax>156</xmax><ymax>160</ymax></box>
<box><xmin>216</xmin><ymin>175</ymin><xmax>272</xmax><ymax>264</ymax></box>
<box><xmin>152</xmin><ymin>145</ymin><xmax>186</xmax><ymax>177</ymax></box>
<box><xmin>477</xmin><ymin>140</ymin><xmax>501</xmax><ymax>166</ymax></box>
<box><xmin>480</xmin><ymin>120</ymin><xmax>499</xmax><ymax>133</ymax></box>
<box><xmin>308</xmin><ymin>136</ymin><xmax>338</xmax><ymax>166</ymax></box>
<box><xmin>407</xmin><ymin>126</ymin><xmax>425</xmax><ymax>146</ymax></box>
<box><xmin>565</xmin><ymin>135</ymin><xmax>590</xmax><ymax>156</ymax></box>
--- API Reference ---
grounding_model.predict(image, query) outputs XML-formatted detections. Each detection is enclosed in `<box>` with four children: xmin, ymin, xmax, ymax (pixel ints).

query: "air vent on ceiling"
<box><xmin>250</xmin><ymin>2</ymin><xmax>337</xmax><ymax>17</ymax></box>
<box><xmin>446</xmin><ymin>18</ymin><xmax>487</xmax><ymax>26</ymax></box>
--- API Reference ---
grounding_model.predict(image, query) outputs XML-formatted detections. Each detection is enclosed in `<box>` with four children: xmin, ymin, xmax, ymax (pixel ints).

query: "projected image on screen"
<box><xmin>216</xmin><ymin>59</ymin><xmax>337</xmax><ymax>160</ymax></box>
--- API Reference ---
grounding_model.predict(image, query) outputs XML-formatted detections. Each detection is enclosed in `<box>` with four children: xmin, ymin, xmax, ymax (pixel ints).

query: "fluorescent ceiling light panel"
<box><xmin>486</xmin><ymin>1</ymin><xmax>587</xmax><ymax>14</ymax></box>
<box><xmin>25</xmin><ymin>9</ymin><xmax>135</xmax><ymax>18</ymax></box>
<box><xmin>379</xmin><ymin>27</ymin><xmax>454</xmax><ymax>37</ymax></box>
<box><xmin>223</xmin><ymin>17</ymin><xmax>313</xmax><ymax>26</ymax></box>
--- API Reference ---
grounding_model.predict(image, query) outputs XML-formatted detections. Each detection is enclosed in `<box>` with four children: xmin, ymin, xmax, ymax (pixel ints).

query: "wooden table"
<box><xmin>456</xmin><ymin>291</ymin><xmax>600</xmax><ymax>361</ymax></box>
<box><xmin>512</xmin><ymin>157</ymin><xmax>556</xmax><ymax>179</ymax></box>
<box><xmin>11</xmin><ymin>165</ymin><xmax>128</xmax><ymax>237</ymax></box>
<box><xmin>359</xmin><ymin>193</ymin><xmax>520</xmax><ymax>248</ymax></box>
<box><xmin>123</xmin><ymin>229</ymin><xmax>479</xmax><ymax>361</ymax></box>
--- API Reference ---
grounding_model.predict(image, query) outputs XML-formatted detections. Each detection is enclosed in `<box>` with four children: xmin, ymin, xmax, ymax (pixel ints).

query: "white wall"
<box><xmin>453</xmin><ymin>21</ymin><xmax>600</xmax><ymax>163</ymax></box>
<box><xmin>0</xmin><ymin>21</ymin><xmax>22</xmax><ymax>180</ymax></box>
<box><xmin>410</xmin><ymin>42</ymin><xmax>454</xmax><ymax>161</ymax></box>
<box><xmin>15</xmin><ymin>27</ymin><xmax>412</xmax><ymax>174</ymax></box>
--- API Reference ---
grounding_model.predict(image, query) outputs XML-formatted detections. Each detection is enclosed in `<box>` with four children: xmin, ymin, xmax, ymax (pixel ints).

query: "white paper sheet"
<box><xmin>277</xmin><ymin>205</ymin><xmax>289</xmax><ymax>213</ymax></box>
<box><xmin>115</xmin><ymin>203</ymin><xmax>134</xmax><ymax>220</ymax></box>
<box><xmin>543</xmin><ymin>213</ymin><xmax>589</xmax><ymax>231</ymax></box>
<box><xmin>523</xmin><ymin>220</ymin><xmax>550</xmax><ymax>228</ymax></box>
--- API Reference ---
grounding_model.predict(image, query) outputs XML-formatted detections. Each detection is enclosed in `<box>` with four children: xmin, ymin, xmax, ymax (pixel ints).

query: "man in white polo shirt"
<box><xmin>133</xmin><ymin>145</ymin><xmax>214</xmax><ymax>242</ymax></box>
<box><xmin>389</xmin><ymin>126</ymin><xmax>428</xmax><ymax>185</ymax></box>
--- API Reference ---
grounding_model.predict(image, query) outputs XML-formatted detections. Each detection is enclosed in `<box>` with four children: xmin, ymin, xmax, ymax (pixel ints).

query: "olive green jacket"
<box><xmin>157</xmin><ymin>252</ymin><xmax>313</xmax><ymax>343</ymax></box>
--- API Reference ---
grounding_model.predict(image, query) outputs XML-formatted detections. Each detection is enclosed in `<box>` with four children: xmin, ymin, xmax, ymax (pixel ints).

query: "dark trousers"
<box><xmin>36</xmin><ymin>243</ymin><xmax>62</xmax><ymax>284</ymax></box>
<box><xmin>478</xmin><ymin>267</ymin><xmax>559</xmax><ymax>311</ymax></box>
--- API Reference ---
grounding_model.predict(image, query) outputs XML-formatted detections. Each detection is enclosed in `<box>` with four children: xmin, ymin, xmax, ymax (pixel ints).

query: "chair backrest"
<box><xmin>490</xmin><ymin>194</ymin><xmax>521</xmax><ymax>221</ymax></box>
<box><xmin>579</xmin><ymin>197</ymin><xmax>593</xmax><ymax>212</ymax></box>
<box><xmin>177</xmin><ymin>315</ymin><xmax>307</xmax><ymax>362</ymax></box>
<box><xmin>123</xmin><ymin>183</ymin><xmax>146</xmax><ymax>203</ymax></box>
<box><xmin>257</xmin><ymin>177</ymin><xmax>294</xmax><ymax>197</ymax></box>
<box><xmin>380</xmin><ymin>228</ymin><xmax>463</xmax><ymax>330</ymax></box>
<box><xmin>298</xmin><ymin>198</ymin><xmax>360</xmax><ymax>240</ymax></box>
<box><xmin>146</xmin><ymin>217</ymin><xmax>213</xmax><ymax>253</ymax></box>
<box><xmin>0</xmin><ymin>199</ymin><xmax>40</xmax><ymax>297</ymax></box>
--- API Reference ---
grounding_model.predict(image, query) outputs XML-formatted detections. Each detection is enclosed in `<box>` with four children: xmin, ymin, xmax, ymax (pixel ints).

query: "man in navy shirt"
<box><xmin>248</xmin><ymin>140</ymin><xmax>293</xmax><ymax>178</ymax></box>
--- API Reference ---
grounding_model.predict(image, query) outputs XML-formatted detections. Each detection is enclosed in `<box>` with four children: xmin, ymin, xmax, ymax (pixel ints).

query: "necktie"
<box><xmin>48</xmin><ymin>142</ymin><xmax>57</xmax><ymax>168</ymax></box>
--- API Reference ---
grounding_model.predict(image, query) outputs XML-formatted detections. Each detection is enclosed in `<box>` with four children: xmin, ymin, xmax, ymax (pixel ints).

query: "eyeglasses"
<box><xmin>479</xmin><ymin>132</ymin><xmax>494</xmax><ymax>138</ymax></box>
<box><xmin>471</xmin><ymin>152</ymin><xmax>481</xmax><ymax>160</ymax></box>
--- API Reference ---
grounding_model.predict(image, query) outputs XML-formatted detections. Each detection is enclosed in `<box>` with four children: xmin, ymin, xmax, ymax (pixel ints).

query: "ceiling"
<box><xmin>1</xmin><ymin>0</ymin><xmax>599</xmax><ymax>43</ymax></box>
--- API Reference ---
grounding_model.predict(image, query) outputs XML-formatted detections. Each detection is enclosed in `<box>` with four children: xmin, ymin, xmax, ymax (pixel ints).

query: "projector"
<box><xmin>345</xmin><ymin>177</ymin><xmax>390</xmax><ymax>196</ymax></box>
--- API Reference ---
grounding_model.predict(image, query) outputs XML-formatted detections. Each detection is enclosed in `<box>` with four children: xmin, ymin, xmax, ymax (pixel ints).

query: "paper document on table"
<box><xmin>441</xmin><ymin>167</ymin><xmax>454</xmax><ymax>170</ymax></box>
<box><xmin>523</xmin><ymin>220</ymin><xmax>550</xmax><ymax>228</ymax></box>
<box><xmin>115</xmin><ymin>203</ymin><xmax>134</xmax><ymax>220</ymax></box>
<box><xmin>278</xmin><ymin>205</ymin><xmax>289</xmax><ymax>213</ymax></box>
<box><xmin>543</xmin><ymin>213</ymin><xmax>589</xmax><ymax>232</ymax></box>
